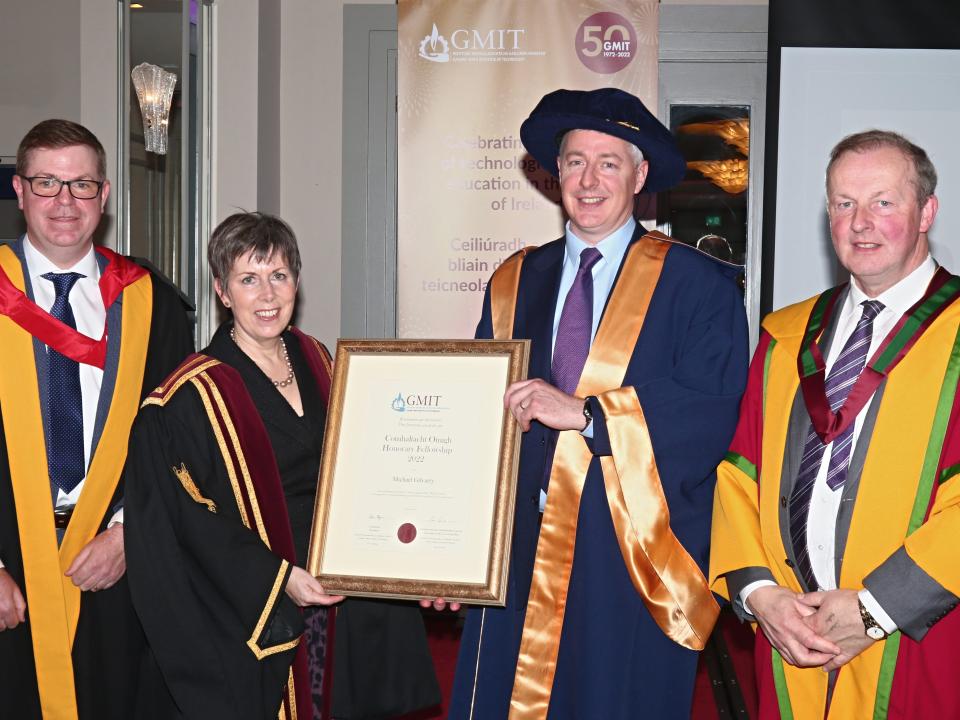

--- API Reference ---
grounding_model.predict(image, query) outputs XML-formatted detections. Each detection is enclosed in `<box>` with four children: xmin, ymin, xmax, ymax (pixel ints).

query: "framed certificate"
<box><xmin>306</xmin><ymin>339</ymin><xmax>529</xmax><ymax>605</ymax></box>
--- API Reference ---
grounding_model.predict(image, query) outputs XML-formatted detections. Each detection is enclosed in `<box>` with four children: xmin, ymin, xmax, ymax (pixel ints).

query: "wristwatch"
<box><xmin>582</xmin><ymin>396</ymin><xmax>594</xmax><ymax>431</ymax></box>
<box><xmin>858</xmin><ymin>597</ymin><xmax>889</xmax><ymax>640</ymax></box>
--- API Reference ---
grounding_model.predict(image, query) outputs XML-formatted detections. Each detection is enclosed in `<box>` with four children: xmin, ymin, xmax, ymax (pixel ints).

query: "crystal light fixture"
<box><xmin>678</xmin><ymin>119</ymin><xmax>750</xmax><ymax>156</ymax></box>
<box><xmin>131</xmin><ymin>62</ymin><xmax>177</xmax><ymax>155</ymax></box>
<box><xmin>686</xmin><ymin>159</ymin><xmax>749</xmax><ymax>195</ymax></box>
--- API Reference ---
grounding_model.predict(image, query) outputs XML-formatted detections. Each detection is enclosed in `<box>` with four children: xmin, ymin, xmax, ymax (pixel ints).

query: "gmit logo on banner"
<box><xmin>419</xmin><ymin>22</ymin><xmax>527</xmax><ymax>62</ymax></box>
<box><xmin>418</xmin><ymin>24</ymin><xmax>450</xmax><ymax>62</ymax></box>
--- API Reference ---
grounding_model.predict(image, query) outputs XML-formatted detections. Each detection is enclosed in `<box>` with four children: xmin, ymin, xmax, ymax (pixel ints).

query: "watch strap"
<box><xmin>582</xmin><ymin>396</ymin><xmax>594</xmax><ymax>431</ymax></box>
<box><xmin>859</xmin><ymin>596</ymin><xmax>888</xmax><ymax>640</ymax></box>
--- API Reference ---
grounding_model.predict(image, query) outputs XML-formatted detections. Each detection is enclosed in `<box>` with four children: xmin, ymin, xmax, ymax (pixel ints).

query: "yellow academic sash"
<box><xmin>492</xmin><ymin>234</ymin><xmax>719</xmax><ymax>719</ymax></box>
<box><xmin>758</xmin><ymin>300</ymin><xmax>960</xmax><ymax>719</ymax></box>
<box><xmin>0</xmin><ymin>245</ymin><xmax>151</xmax><ymax>720</ymax></box>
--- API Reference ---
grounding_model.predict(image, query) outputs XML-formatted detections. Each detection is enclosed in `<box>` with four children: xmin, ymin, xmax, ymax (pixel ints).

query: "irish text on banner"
<box><xmin>398</xmin><ymin>0</ymin><xmax>659</xmax><ymax>338</ymax></box>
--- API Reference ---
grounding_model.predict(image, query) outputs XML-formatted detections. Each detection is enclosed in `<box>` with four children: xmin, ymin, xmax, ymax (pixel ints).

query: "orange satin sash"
<box><xmin>494</xmin><ymin>233</ymin><xmax>719</xmax><ymax>719</ymax></box>
<box><xmin>490</xmin><ymin>247</ymin><xmax>532</xmax><ymax>339</ymax></box>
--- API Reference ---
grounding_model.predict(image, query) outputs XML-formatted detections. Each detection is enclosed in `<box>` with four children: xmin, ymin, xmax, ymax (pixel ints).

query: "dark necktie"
<box><xmin>42</xmin><ymin>271</ymin><xmax>86</xmax><ymax>495</ymax></box>
<box><xmin>551</xmin><ymin>247</ymin><xmax>603</xmax><ymax>394</ymax></box>
<box><xmin>541</xmin><ymin>247</ymin><xmax>603</xmax><ymax>494</ymax></box>
<box><xmin>789</xmin><ymin>299</ymin><xmax>884</xmax><ymax>589</ymax></box>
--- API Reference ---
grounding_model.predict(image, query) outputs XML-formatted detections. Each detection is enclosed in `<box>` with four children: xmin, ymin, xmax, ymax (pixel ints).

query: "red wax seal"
<box><xmin>397</xmin><ymin>523</ymin><xmax>417</xmax><ymax>544</ymax></box>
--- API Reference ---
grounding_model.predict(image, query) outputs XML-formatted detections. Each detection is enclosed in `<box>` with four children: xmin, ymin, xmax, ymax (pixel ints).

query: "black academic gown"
<box><xmin>126</xmin><ymin>325</ymin><xmax>439</xmax><ymax>720</ymax></box>
<box><xmin>0</xmin><ymin>256</ymin><xmax>193</xmax><ymax>720</ymax></box>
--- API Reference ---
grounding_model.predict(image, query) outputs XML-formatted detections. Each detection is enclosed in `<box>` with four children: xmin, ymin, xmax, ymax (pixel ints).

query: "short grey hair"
<box><xmin>208</xmin><ymin>211</ymin><xmax>302</xmax><ymax>282</ymax></box>
<box><xmin>558</xmin><ymin>130</ymin><xmax>645</xmax><ymax>170</ymax></box>
<box><xmin>826</xmin><ymin>129</ymin><xmax>937</xmax><ymax>206</ymax></box>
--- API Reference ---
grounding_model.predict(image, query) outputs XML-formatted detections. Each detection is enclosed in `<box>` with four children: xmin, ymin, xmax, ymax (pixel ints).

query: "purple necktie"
<box><xmin>552</xmin><ymin>247</ymin><xmax>603</xmax><ymax>394</ymax></box>
<box><xmin>541</xmin><ymin>247</ymin><xmax>602</xmax><ymax>494</ymax></box>
<box><xmin>789</xmin><ymin>299</ymin><xmax>884</xmax><ymax>589</ymax></box>
<box><xmin>42</xmin><ymin>271</ymin><xmax>86</xmax><ymax>494</ymax></box>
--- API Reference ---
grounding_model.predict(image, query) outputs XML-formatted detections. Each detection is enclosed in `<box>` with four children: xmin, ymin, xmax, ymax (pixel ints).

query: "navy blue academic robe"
<box><xmin>449</xmin><ymin>228</ymin><xmax>749</xmax><ymax>720</ymax></box>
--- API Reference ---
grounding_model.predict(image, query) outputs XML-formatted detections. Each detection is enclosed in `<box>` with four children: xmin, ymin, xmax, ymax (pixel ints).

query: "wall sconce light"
<box><xmin>131</xmin><ymin>62</ymin><xmax>177</xmax><ymax>155</ymax></box>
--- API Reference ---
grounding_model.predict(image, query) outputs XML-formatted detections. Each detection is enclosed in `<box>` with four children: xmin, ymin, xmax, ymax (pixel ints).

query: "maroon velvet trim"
<box><xmin>289</xmin><ymin>327</ymin><xmax>333</xmax><ymax>404</ymax></box>
<box><xmin>201</xmin><ymin>331</ymin><xmax>334</xmax><ymax>719</ymax></box>
<box><xmin>200</xmin><ymin>362</ymin><xmax>312</xmax><ymax>716</ymax></box>
<box><xmin>202</xmin><ymin>363</ymin><xmax>296</xmax><ymax>560</ymax></box>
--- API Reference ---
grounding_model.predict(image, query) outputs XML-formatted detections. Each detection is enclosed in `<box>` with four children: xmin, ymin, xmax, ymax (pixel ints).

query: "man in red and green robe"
<box><xmin>711</xmin><ymin>130</ymin><xmax>960</xmax><ymax>719</ymax></box>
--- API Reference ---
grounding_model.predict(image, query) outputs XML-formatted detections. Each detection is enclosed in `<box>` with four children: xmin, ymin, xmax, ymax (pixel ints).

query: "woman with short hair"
<box><xmin>125</xmin><ymin>212</ymin><xmax>439</xmax><ymax>719</ymax></box>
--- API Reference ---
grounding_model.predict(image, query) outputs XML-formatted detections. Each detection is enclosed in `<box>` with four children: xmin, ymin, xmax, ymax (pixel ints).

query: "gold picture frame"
<box><xmin>306</xmin><ymin>338</ymin><xmax>529</xmax><ymax>605</ymax></box>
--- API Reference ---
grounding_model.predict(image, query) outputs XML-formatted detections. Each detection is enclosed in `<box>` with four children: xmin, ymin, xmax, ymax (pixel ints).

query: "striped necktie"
<box><xmin>789</xmin><ymin>299</ymin><xmax>884</xmax><ymax>589</ymax></box>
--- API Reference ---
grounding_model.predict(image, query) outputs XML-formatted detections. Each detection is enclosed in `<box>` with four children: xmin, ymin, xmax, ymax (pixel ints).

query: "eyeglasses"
<box><xmin>18</xmin><ymin>175</ymin><xmax>105</xmax><ymax>200</ymax></box>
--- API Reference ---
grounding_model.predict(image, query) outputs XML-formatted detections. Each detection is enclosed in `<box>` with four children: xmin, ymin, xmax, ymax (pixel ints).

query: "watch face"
<box><xmin>866</xmin><ymin>626</ymin><xmax>886</xmax><ymax>640</ymax></box>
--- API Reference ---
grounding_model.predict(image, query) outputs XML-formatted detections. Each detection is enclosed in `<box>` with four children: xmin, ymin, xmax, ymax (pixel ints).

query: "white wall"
<box><xmin>211</xmin><ymin>0</ymin><xmax>394</xmax><ymax>348</ymax></box>
<box><xmin>0</xmin><ymin>2</ymin><xmax>83</xmax><ymax>158</ymax></box>
<box><xmin>278</xmin><ymin>0</ymin><xmax>394</xmax><ymax>348</ymax></box>
<box><xmin>774</xmin><ymin>48</ymin><xmax>960</xmax><ymax>308</ymax></box>
<box><xmin>0</xmin><ymin>1</ymin><xmax>119</xmax><ymax>244</ymax></box>
<box><xmin>1</xmin><ymin>3</ymin><xmax>105</xmax><ymax>241</ymax></box>
<box><xmin>80</xmin><ymin>0</ymin><xmax>120</xmax><ymax>246</ymax></box>
<box><xmin>214</xmin><ymin>0</ymin><xmax>261</xmax><ymax>221</ymax></box>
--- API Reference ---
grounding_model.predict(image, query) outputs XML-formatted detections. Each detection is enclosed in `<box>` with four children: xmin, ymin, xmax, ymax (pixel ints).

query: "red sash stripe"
<box><xmin>0</xmin><ymin>246</ymin><xmax>147</xmax><ymax>369</ymax></box>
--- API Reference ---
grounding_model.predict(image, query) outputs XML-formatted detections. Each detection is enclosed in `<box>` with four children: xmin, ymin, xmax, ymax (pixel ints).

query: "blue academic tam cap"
<box><xmin>519</xmin><ymin>87</ymin><xmax>686</xmax><ymax>193</ymax></box>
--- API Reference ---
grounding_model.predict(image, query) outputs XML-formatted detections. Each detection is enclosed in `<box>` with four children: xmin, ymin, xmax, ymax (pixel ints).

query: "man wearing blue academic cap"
<box><xmin>448</xmin><ymin>87</ymin><xmax>749</xmax><ymax>719</ymax></box>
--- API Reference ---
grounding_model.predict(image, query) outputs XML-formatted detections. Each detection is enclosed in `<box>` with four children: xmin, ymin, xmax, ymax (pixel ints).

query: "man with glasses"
<box><xmin>0</xmin><ymin>119</ymin><xmax>192</xmax><ymax>718</ymax></box>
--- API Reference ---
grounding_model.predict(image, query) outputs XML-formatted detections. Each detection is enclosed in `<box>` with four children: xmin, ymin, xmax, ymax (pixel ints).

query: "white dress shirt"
<box><xmin>24</xmin><ymin>236</ymin><xmax>106</xmax><ymax>514</ymax></box>
<box><xmin>743</xmin><ymin>255</ymin><xmax>938</xmax><ymax>634</ymax></box>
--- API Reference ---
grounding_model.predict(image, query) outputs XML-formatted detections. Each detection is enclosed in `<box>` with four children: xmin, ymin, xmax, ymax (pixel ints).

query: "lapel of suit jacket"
<box><xmin>522</xmin><ymin>239</ymin><xmax>564</xmax><ymax>383</ymax></box>
<box><xmin>91</xmin><ymin>251</ymin><xmax>122</xmax><ymax>466</ymax></box>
